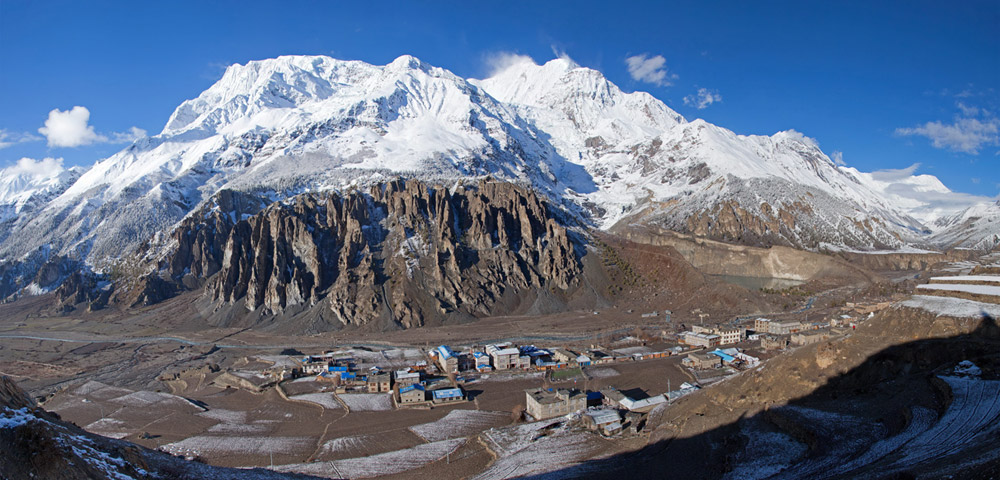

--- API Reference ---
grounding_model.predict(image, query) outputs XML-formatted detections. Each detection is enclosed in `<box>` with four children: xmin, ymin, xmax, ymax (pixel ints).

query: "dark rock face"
<box><xmin>162</xmin><ymin>179</ymin><xmax>581</xmax><ymax>328</ymax></box>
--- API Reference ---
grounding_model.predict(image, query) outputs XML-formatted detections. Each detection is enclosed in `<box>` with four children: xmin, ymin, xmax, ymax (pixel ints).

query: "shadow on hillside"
<box><xmin>518</xmin><ymin>313</ymin><xmax>1000</xmax><ymax>480</ymax></box>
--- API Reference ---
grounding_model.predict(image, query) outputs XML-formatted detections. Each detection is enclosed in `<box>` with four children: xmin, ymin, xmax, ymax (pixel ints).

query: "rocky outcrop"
<box><xmin>838</xmin><ymin>249</ymin><xmax>978</xmax><ymax>271</ymax></box>
<box><xmin>617</xmin><ymin>226</ymin><xmax>872</xmax><ymax>283</ymax></box>
<box><xmin>157</xmin><ymin>179</ymin><xmax>583</xmax><ymax>328</ymax></box>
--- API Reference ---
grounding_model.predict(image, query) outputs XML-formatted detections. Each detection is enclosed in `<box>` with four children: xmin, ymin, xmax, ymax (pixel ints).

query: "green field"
<box><xmin>550</xmin><ymin>367</ymin><xmax>583</xmax><ymax>381</ymax></box>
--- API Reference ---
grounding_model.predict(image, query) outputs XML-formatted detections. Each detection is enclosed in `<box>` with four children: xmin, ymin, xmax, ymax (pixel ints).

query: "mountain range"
<box><xmin>1</xmin><ymin>54</ymin><xmax>997</xmax><ymax>306</ymax></box>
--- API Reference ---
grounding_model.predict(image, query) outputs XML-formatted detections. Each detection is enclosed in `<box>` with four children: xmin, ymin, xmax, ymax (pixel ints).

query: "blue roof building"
<box><xmin>709</xmin><ymin>349</ymin><xmax>736</xmax><ymax>363</ymax></box>
<box><xmin>431</xmin><ymin>387</ymin><xmax>464</xmax><ymax>403</ymax></box>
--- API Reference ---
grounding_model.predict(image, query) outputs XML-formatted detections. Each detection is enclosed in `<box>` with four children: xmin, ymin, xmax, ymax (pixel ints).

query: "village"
<box><xmin>245</xmin><ymin>304</ymin><xmax>875</xmax><ymax>439</ymax></box>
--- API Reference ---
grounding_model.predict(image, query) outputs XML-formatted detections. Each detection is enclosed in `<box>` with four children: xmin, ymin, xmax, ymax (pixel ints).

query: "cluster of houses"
<box><xmin>430</xmin><ymin>342</ymin><xmax>677</xmax><ymax>375</ymax></box>
<box><xmin>524</xmin><ymin>382</ymin><xmax>700</xmax><ymax>437</ymax></box>
<box><xmin>679</xmin><ymin>315</ymin><xmax>856</xmax><ymax>360</ymax></box>
<box><xmin>299</xmin><ymin>350</ymin><xmax>464</xmax><ymax>407</ymax></box>
<box><xmin>682</xmin><ymin>347</ymin><xmax>760</xmax><ymax>370</ymax></box>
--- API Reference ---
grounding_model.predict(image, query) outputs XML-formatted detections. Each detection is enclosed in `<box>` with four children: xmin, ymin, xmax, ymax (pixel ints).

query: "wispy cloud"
<box><xmin>683</xmin><ymin>88</ymin><xmax>722</xmax><ymax>109</ymax></box>
<box><xmin>0</xmin><ymin>129</ymin><xmax>42</xmax><ymax>150</ymax></box>
<box><xmin>895</xmin><ymin>102</ymin><xmax>999</xmax><ymax>154</ymax></box>
<box><xmin>38</xmin><ymin>106</ymin><xmax>146</xmax><ymax>148</ymax></box>
<box><xmin>111</xmin><ymin>126</ymin><xmax>148</xmax><ymax>143</ymax></box>
<box><xmin>483</xmin><ymin>51</ymin><xmax>536</xmax><ymax>77</ymax></box>
<box><xmin>625</xmin><ymin>53</ymin><xmax>676</xmax><ymax>87</ymax></box>
<box><xmin>831</xmin><ymin>150</ymin><xmax>846</xmax><ymax>166</ymax></box>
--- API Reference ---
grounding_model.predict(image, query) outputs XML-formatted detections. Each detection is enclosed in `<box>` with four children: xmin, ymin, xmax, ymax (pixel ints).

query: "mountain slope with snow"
<box><xmin>0</xmin><ymin>54</ymin><xmax>995</xmax><ymax>280</ymax></box>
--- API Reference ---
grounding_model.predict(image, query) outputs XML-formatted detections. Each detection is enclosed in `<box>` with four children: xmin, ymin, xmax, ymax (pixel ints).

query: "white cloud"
<box><xmin>896</xmin><ymin>103</ymin><xmax>999</xmax><ymax>154</ymax></box>
<box><xmin>683</xmin><ymin>88</ymin><xmax>722</xmax><ymax>109</ymax></box>
<box><xmin>483</xmin><ymin>51</ymin><xmax>537</xmax><ymax>77</ymax></box>
<box><xmin>38</xmin><ymin>106</ymin><xmax>106</xmax><ymax>148</ymax></box>
<box><xmin>2</xmin><ymin>157</ymin><xmax>65</xmax><ymax>179</ymax></box>
<box><xmin>550</xmin><ymin>45</ymin><xmax>576</xmax><ymax>65</ymax></box>
<box><xmin>625</xmin><ymin>54</ymin><xmax>676</xmax><ymax>87</ymax></box>
<box><xmin>37</xmin><ymin>106</ymin><xmax>146</xmax><ymax>148</ymax></box>
<box><xmin>0</xmin><ymin>129</ymin><xmax>42</xmax><ymax>149</ymax></box>
<box><xmin>869</xmin><ymin>163</ymin><xmax>922</xmax><ymax>182</ymax></box>
<box><xmin>854</xmin><ymin>162</ymin><xmax>993</xmax><ymax>223</ymax></box>
<box><xmin>957</xmin><ymin>102</ymin><xmax>979</xmax><ymax>116</ymax></box>
<box><xmin>831</xmin><ymin>150</ymin><xmax>846</xmax><ymax>166</ymax></box>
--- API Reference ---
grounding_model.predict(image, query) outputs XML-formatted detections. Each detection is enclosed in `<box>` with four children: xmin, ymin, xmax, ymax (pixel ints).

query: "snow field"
<box><xmin>916</xmin><ymin>283</ymin><xmax>1000</xmax><ymax>297</ymax></box>
<box><xmin>475</xmin><ymin>420</ymin><xmax>597</xmax><ymax>480</ymax></box>
<box><xmin>722</xmin><ymin>428</ymin><xmax>808</xmax><ymax>480</ymax></box>
<box><xmin>929</xmin><ymin>275</ymin><xmax>1000</xmax><ymax>283</ymax></box>
<box><xmin>72</xmin><ymin>381</ymin><xmax>134</xmax><ymax>400</ymax></box>
<box><xmin>408</xmin><ymin>409</ymin><xmax>509</xmax><ymax>442</ymax></box>
<box><xmin>611</xmin><ymin>346</ymin><xmax>653</xmax><ymax>356</ymax></box>
<box><xmin>83</xmin><ymin>418</ymin><xmax>132</xmax><ymax>439</ymax></box>
<box><xmin>337</xmin><ymin>393</ymin><xmax>393</xmax><ymax>411</ymax></box>
<box><xmin>276</xmin><ymin>438</ymin><xmax>466</xmax><ymax>478</ymax></box>
<box><xmin>898</xmin><ymin>376</ymin><xmax>1000</xmax><ymax>466</ymax></box>
<box><xmin>289</xmin><ymin>393</ymin><xmax>342</xmax><ymax>410</ymax></box>
<box><xmin>828</xmin><ymin>406</ymin><xmax>936</xmax><ymax>477</ymax></box>
<box><xmin>320</xmin><ymin>435</ymin><xmax>370</xmax><ymax>454</ymax></box>
<box><xmin>197</xmin><ymin>408</ymin><xmax>247</xmax><ymax>424</ymax></box>
<box><xmin>206</xmin><ymin>422</ymin><xmax>272</xmax><ymax>434</ymax></box>
<box><xmin>769</xmin><ymin>406</ymin><xmax>885</xmax><ymax>479</ymax></box>
<box><xmin>162</xmin><ymin>436</ymin><xmax>312</xmax><ymax>456</ymax></box>
<box><xmin>900</xmin><ymin>295</ymin><xmax>1000</xmax><ymax>318</ymax></box>
<box><xmin>107</xmin><ymin>391</ymin><xmax>199</xmax><ymax>410</ymax></box>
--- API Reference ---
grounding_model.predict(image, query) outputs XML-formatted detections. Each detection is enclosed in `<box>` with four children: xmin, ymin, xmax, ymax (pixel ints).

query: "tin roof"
<box><xmin>432</xmin><ymin>388</ymin><xmax>463</xmax><ymax>399</ymax></box>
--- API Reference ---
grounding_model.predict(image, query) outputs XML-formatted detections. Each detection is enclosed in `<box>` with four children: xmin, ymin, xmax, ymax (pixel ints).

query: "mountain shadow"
<box><xmin>519</xmin><ymin>310</ymin><xmax>1000</xmax><ymax>479</ymax></box>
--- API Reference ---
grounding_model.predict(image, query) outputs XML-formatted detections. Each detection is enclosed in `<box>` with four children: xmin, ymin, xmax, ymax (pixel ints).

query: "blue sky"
<box><xmin>1</xmin><ymin>0</ymin><xmax>997</xmax><ymax>197</ymax></box>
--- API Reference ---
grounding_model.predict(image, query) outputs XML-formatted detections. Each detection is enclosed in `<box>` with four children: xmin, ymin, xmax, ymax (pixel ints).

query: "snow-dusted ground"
<box><xmin>584</xmin><ymin>367</ymin><xmax>620</xmax><ymax>378</ymax></box>
<box><xmin>337</xmin><ymin>393</ymin><xmax>393</xmax><ymax>411</ymax></box>
<box><xmin>769</xmin><ymin>406</ymin><xmax>886</xmax><ymax>479</ymax></box>
<box><xmin>1</xmin><ymin>406</ymin><xmax>36</xmax><ymax>428</ymax></box>
<box><xmin>900</xmin><ymin>295</ymin><xmax>1000</xmax><ymax>318</ymax></box>
<box><xmin>197</xmin><ymin>408</ymin><xmax>247</xmax><ymax>424</ymax></box>
<box><xmin>916</xmin><ymin>283</ymin><xmax>1000</xmax><ymax>297</ymax></box>
<box><xmin>289</xmin><ymin>393</ymin><xmax>341</xmax><ymax>410</ymax></box>
<box><xmin>162</xmin><ymin>436</ymin><xmax>312</xmax><ymax>456</ymax></box>
<box><xmin>730</xmin><ymin>375</ymin><xmax>1000</xmax><ymax>479</ymax></box>
<box><xmin>107</xmin><ymin>391</ymin><xmax>201</xmax><ymax>410</ymax></box>
<box><xmin>474</xmin><ymin>371</ymin><xmax>544</xmax><ymax>382</ymax></box>
<box><xmin>66</xmin><ymin>434</ymin><xmax>144</xmax><ymax>480</ymax></box>
<box><xmin>827</xmin><ymin>406</ymin><xmax>937</xmax><ymax>477</ymax></box>
<box><xmin>894</xmin><ymin>376</ymin><xmax>1000</xmax><ymax>467</ymax></box>
<box><xmin>255</xmin><ymin>355</ymin><xmax>300</xmax><ymax>368</ymax></box>
<box><xmin>723</xmin><ymin>426</ymin><xmax>808</xmax><ymax>480</ymax></box>
<box><xmin>206</xmin><ymin>422</ymin><xmax>272</xmax><ymax>434</ymax></box>
<box><xmin>475</xmin><ymin>419</ymin><xmax>599</xmax><ymax>480</ymax></box>
<box><xmin>319</xmin><ymin>435</ymin><xmax>370</xmax><ymax>455</ymax></box>
<box><xmin>408</xmin><ymin>410</ymin><xmax>509</xmax><ymax>442</ymax></box>
<box><xmin>276</xmin><ymin>438</ymin><xmax>465</xmax><ymax>478</ymax></box>
<box><xmin>929</xmin><ymin>275</ymin><xmax>1000</xmax><ymax>283</ymax></box>
<box><xmin>72</xmin><ymin>381</ymin><xmax>134</xmax><ymax>400</ymax></box>
<box><xmin>611</xmin><ymin>346</ymin><xmax>652</xmax><ymax>356</ymax></box>
<box><xmin>83</xmin><ymin>418</ymin><xmax>133</xmax><ymax>439</ymax></box>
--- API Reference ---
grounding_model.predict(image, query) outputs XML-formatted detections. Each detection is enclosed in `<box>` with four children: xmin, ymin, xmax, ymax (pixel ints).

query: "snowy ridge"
<box><xmin>0</xmin><ymin>54</ymin><xmax>996</xmax><ymax>275</ymax></box>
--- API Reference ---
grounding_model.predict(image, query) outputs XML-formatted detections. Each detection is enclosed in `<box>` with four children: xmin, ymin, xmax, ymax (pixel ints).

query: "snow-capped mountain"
<box><xmin>1</xmin><ymin>54</ymin><xmax>995</xmax><ymax>274</ymax></box>
<box><xmin>930</xmin><ymin>201</ymin><xmax>1000</xmax><ymax>251</ymax></box>
<box><xmin>0</xmin><ymin>158</ymin><xmax>85</xmax><ymax>225</ymax></box>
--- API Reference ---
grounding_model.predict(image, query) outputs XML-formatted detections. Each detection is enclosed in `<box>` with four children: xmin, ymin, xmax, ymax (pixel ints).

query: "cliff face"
<box><xmin>159</xmin><ymin>179</ymin><xmax>581</xmax><ymax>329</ymax></box>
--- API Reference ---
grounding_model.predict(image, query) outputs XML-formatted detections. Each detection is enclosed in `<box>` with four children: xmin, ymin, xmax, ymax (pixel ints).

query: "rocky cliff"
<box><xmin>119</xmin><ymin>179</ymin><xmax>584</xmax><ymax>330</ymax></box>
